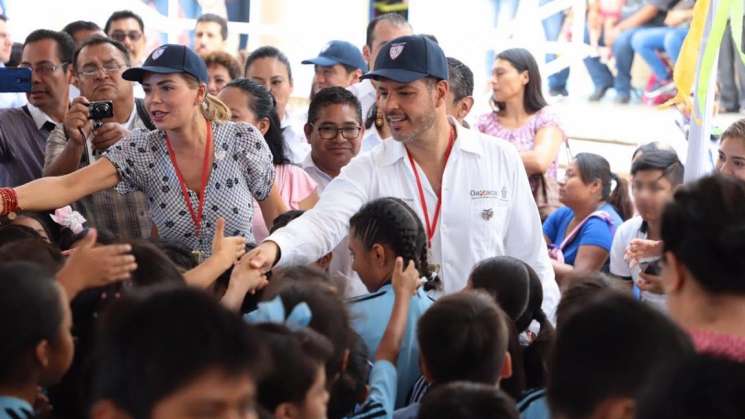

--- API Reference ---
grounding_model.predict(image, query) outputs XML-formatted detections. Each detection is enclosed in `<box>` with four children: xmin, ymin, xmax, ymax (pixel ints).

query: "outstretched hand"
<box><xmin>211</xmin><ymin>217</ymin><xmax>246</xmax><ymax>270</ymax></box>
<box><xmin>624</xmin><ymin>239</ymin><xmax>663</xmax><ymax>267</ymax></box>
<box><xmin>245</xmin><ymin>241</ymin><xmax>280</xmax><ymax>273</ymax></box>
<box><xmin>221</xmin><ymin>254</ymin><xmax>270</xmax><ymax>311</ymax></box>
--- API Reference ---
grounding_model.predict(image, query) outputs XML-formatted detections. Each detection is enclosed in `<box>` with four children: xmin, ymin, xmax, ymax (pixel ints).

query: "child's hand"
<box><xmin>57</xmin><ymin>229</ymin><xmax>137</xmax><ymax>299</ymax></box>
<box><xmin>637</xmin><ymin>272</ymin><xmax>665</xmax><ymax>295</ymax></box>
<box><xmin>222</xmin><ymin>255</ymin><xmax>269</xmax><ymax>311</ymax></box>
<box><xmin>392</xmin><ymin>257</ymin><xmax>423</xmax><ymax>297</ymax></box>
<box><xmin>211</xmin><ymin>217</ymin><xmax>246</xmax><ymax>269</ymax></box>
<box><xmin>624</xmin><ymin>239</ymin><xmax>663</xmax><ymax>267</ymax></box>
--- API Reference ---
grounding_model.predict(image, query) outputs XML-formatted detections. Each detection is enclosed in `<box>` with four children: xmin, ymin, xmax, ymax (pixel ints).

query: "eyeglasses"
<box><xmin>312</xmin><ymin>123</ymin><xmax>362</xmax><ymax>141</ymax></box>
<box><xmin>78</xmin><ymin>62</ymin><xmax>126</xmax><ymax>78</ymax></box>
<box><xmin>110</xmin><ymin>30</ymin><xmax>143</xmax><ymax>42</ymax></box>
<box><xmin>18</xmin><ymin>62</ymin><xmax>68</xmax><ymax>76</ymax></box>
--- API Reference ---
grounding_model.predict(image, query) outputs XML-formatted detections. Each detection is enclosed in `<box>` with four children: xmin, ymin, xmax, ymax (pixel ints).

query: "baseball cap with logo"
<box><xmin>122</xmin><ymin>44</ymin><xmax>209</xmax><ymax>84</ymax></box>
<box><xmin>302</xmin><ymin>40</ymin><xmax>368</xmax><ymax>72</ymax></box>
<box><xmin>360</xmin><ymin>35</ymin><xmax>448</xmax><ymax>83</ymax></box>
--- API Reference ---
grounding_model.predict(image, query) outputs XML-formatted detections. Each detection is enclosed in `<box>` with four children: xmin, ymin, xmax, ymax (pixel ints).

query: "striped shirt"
<box><xmin>0</xmin><ymin>396</ymin><xmax>34</xmax><ymax>419</ymax></box>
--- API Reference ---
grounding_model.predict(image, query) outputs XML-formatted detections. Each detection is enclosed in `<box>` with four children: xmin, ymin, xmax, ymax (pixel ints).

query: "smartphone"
<box><xmin>0</xmin><ymin>67</ymin><xmax>32</xmax><ymax>93</ymax></box>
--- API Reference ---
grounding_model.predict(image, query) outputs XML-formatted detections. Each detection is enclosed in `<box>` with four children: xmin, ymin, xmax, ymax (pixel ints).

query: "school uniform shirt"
<box><xmin>348</xmin><ymin>284</ymin><xmax>434</xmax><ymax>408</ymax></box>
<box><xmin>517</xmin><ymin>389</ymin><xmax>551</xmax><ymax>419</ymax></box>
<box><xmin>0</xmin><ymin>396</ymin><xmax>34</xmax><ymax>419</ymax></box>
<box><xmin>302</xmin><ymin>153</ymin><xmax>369</xmax><ymax>298</ymax></box>
<box><xmin>344</xmin><ymin>360</ymin><xmax>397</xmax><ymax>419</ymax></box>
<box><xmin>267</xmin><ymin>118</ymin><xmax>559</xmax><ymax>318</ymax></box>
<box><xmin>610</xmin><ymin>216</ymin><xmax>667</xmax><ymax>310</ymax></box>
<box><xmin>543</xmin><ymin>203</ymin><xmax>623</xmax><ymax>266</ymax></box>
<box><xmin>281</xmin><ymin>111</ymin><xmax>311</xmax><ymax>164</ymax></box>
<box><xmin>393</xmin><ymin>402</ymin><xmax>419</xmax><ymax>419</ymax></box>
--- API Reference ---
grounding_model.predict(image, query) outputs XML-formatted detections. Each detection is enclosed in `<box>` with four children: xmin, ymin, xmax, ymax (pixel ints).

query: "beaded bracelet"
<box><xmin>0</xmin><ymin>188</ymin><xmax>19</xmax><ymax>218</ymax></box>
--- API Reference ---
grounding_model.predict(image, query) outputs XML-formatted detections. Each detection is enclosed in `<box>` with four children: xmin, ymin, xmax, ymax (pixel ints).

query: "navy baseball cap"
<box><xmin>361</xmin><ymin>35</ymin><xmax>448</xmax><ymax>83</ymax></box>
<box><xmin>122</xmin><ymin>44</ymin><xmax>209</xmax><ymax>84</ymax></box>
<box><xmin>302</xmin><ymin>40</ymin><xmax>368</xmax><ymax>72</ymax></box>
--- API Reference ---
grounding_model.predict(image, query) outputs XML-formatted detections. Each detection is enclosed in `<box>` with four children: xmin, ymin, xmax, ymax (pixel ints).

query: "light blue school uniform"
<box><xmin>517</xmin><ymin>389</ymin><xmax>551</xmax><ymax>419</ymax></box>
<box><xmin>0</xmin><ymin>396</ymin><xmax>34</xmax><ymax>419</ymax></box>
<box><xmin>345</xmin><ymin>360</ymin><xmax>397</xmax><ymax>419</ymax></box>
<box><xmin>347</xmin><ymin>283</ymin><xmax>434</xmax><ymax>408</ymax></box>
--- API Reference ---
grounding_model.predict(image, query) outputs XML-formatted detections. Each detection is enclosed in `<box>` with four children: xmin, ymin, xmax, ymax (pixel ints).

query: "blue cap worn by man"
<box><xmin>123</xmin><ymin>44</ymin><xmax>209</xmax><ymax>84</ymax></box>
<box><xmin>303</xmin><ymin>40</ymin><xmax>368</xmax><ymax>96</ymax></box>
<box><xmin>361</xmin><ymin>34</ymin><xmax>448</xmax><ymax>83</ymax></box>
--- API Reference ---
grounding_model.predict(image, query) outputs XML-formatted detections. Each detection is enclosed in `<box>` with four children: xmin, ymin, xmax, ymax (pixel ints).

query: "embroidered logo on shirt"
<box><xmin>152</xmin><ymin>46</ymin><xmax>167</xmax><ymax>60</ymax></box>
<box><xmin>470</xmin><ymin>189</ymin><xmax>509</xmax><ymax>201</ymax></box>
<box><xmin>481</xmin><ymin>208</ymin><xmax>494</xmax><ymax>221</ymax></box>
<box><xmin>389</xmin><ymin>43</ymin><xmax>406</xmax><ymax>60</ymax></box>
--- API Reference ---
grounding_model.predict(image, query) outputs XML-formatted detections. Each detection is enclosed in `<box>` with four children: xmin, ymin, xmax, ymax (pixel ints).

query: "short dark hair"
<box><xmin>418</xmin><ymin>290</ymin><xmax>509</xmax><ymax>385</ymax></box>
<box><xmin>574</xmin><ymin>152</ymin><xmax>633</xmax><ymax>220</ymax></box>
<box><xmin>636</xmin><ymin>355</ymin><xmax>745</xmax><ymax>419</ymax></box>
<box><xmin>244</xmin><ymin>46</ymin><xmax>293</xmax><ymax>84</ymax></box>
<box><xmin>631</xmin><ymin>141</ymin><xmax>676</xmax><ymax>161</ymax></box>
<box><xmin>446</xmin><ymin>57</ymin><xmax>473</xmax><ymax>103</ymax></box>
<box><xmin>662</xmin><ymin>174</ymin><xmax>745</xmax><ymax>296</ymax></box>
<box><xmin>630</xmin><ymin>149</ymin><xmax>684</xmax><ymax>188</ymax></box>
<box><xmin>104</xmin><ymin>10</ymin><xmax>144</xmax><ymax>34</ymax></box>
<box><xmin>492</xmin><ymin>48</ymin><xmax>547</xmax><ymax>114</ymax></box>
<box><xmin>0</xmin><ymin>262</ymin><xmax>65</xmax><ymax>385</ymax></box>
<box><xmin>91</xmin><ymin>287</ymin><xmax>267</xmax><ymax>419</ymax></box>
<box><xmin>224</xmin><ymin>78</ymin><xmax>289</xmax><ymax>164</ymax></box>
<box><xmin>23</xmin><ymin>29</ymin><xmax>75</xmax><ymax>65</ymax></box>
<box><xmin>61</xmin><ymin>20</ymin><xmax>100</xmax><ymax>39</ymax></box>
<box><xmin>0</xmin><ymin>223</ymin><xmax>42</xmax><ymax>247</ymax></box>
<box><xmin>255</xmin><ymin>323</ymin><xmax>333</xmax><ymax>411</ymax></box>
<box><xmin>307</xmin><ymin>86</ymin><xmax>362</xmax><ymax>125</ymax></box>
<box><xmin>547</xmin><ymin>292</ymin><xmax>694</xmax><ymax>419</ymax></box>
<box><xmin>72</xmin><ymin>35</ymin><xmax>130</xmax><ymax>73</ymax></box>
<box><xmin>270</xmin><ymin>209</ymin><xmax>305</xmax><ymax>233</ymax></box>
<box><xmin>0</xmin><ymin>239</ymin><xmax>65</xmax><ymax>276</ymax></box>
<box><xmin>554</xmin><ymin>273</ymin><xmax>612</xmax><ymax>327</ymax></box>
<box><xmin>365</xmin><ymin>12</ymin><xmax>411</xmax><ymax>48</ymax></box>
<box><xmin>196</xmin><ymin>13</ymin><xmax>228</xmax><ymax>40</ymax></box>
<box><xmin>418</xmin><ymin>382</ymin><xmax>519</xmax><ymax>419</ymax></box>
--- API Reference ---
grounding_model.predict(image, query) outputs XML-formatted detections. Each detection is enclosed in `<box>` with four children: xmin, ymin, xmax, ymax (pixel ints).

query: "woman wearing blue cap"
<box><xmin>0</xmin><ymin>44</ymin><xmax>288</xmax><ymax>263</ymax></box>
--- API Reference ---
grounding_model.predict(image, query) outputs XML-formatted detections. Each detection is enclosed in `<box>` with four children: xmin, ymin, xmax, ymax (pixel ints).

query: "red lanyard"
<box><xmin>405</xmin><ymin>127</ymin><xmax>456</xmax><ymax>248</ymax></box>
<box><xmin>165</xmin><ymin>122</ymin><xmax>213</xmax><ymax>238</ymax></box>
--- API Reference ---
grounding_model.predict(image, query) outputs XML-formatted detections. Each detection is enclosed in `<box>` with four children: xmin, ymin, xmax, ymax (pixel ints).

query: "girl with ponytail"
<box><xmin>543</xmin><ymin>153</ymin><xmax>630</xmax><ymax>284</ymax></box>
<box><xmin>346</xmin><ymin>197</ymin><xmax>438</xmax><ymax>408</ymax></box>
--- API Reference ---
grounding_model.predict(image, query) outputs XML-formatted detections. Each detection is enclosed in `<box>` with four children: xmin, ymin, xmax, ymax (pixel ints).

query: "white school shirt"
<box><xmin>268</xmin><ymin>118</ymin><xmax>559</xmax><ymax>317</ymax></box>
<box><xmin>281</xmin><ymin>111</ymin><xmax>311</xmax><ymax>164</ymax></box>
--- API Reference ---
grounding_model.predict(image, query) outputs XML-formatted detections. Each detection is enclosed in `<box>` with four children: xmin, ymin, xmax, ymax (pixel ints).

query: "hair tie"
<box><xmin>50</xmin><ymin>205</ymin><xmax>87</xmax><ymax>234</ymax></box>
<box><xmin>609</xmin><ymin>173</ymin><xmax>619</xmax><ymax>192</ymax></box>
<box><xmin>244</xmin><ymin>296</ymin><xmax>312</xmax><ymax>331</ymax></box>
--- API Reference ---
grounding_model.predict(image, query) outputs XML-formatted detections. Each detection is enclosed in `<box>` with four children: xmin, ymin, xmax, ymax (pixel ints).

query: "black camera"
<box><xmin>89</xmin><ymin>100</ymin><xmax>114</xmax><ymax>121</ymax></box>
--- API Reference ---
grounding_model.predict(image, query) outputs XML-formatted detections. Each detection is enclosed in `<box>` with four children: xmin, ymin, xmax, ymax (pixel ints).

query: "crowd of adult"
<box><xmin>0</xmin><ymin>5</ymin><xmax>744</xmax><ymax>419</ymax></box>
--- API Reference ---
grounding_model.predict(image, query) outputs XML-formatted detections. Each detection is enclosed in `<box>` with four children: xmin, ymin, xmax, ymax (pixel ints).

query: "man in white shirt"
<box><xmin>43</xmin><ymin>35</ymin><xmax>152</xmax><ymax>239</ymax></box>
<box><xmin>249</xmin><ymin>35</ymin><xmax>559</xmax><ymax>317</ymax></box>
<box><xmin>0</xmin><ymin>15</ymin><xmax>25</xmax><ymax>109</ymax></box>
<box><xmin>610</xmin><ymin>149</ymin><xmax>684</xmax><ymax>310</ymax></box>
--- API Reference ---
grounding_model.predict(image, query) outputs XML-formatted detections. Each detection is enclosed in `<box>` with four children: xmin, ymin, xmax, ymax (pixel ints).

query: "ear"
<box><xmin>362</xmin><ymin>45</ymin><xmax>372</xmax><ymax>66</ymax></box>
<box><xmin>72</xmin><ymin>75</ymin><xmax>81</xmax><ymax>89</ymax></box>
<box><xmin>351</xmin><ymin>69</ymin><xmax>363</xmax><ymax>85</ymax></box>
<box><xmin>315</xmin><ymin>252</ymin><xmax>333</xmax><ymax>270</ymax></box>
<box><xmin>89</xmin><ymin>400</ymin><xmax>134</xmax><ymax>419</ymax></box>
<box><xmin>196</xmin><ymin>83</ymin><xmax>208</xmax><ymax>105</ymax></box>
<box><xmin>521</xmin><ymin>70</ymin><xmax>530</xmax><ymax>86</ymax></box>
<box><xmin>499</xmin><ymin>351</ymin><xmax>513</xmax><ymax>380</ymax></box>
<box><xmin>590</xmin><ymin>397</ymin><xmax>635</xmax><ymax>419</ymax></box>
<box><xmin>257</xmin><ymin>116</ymin><xmax>271</xmax><ymax>136</ymax></box>
<box><xmin>457</xmin><ymin>97</ymin><xmax>474</xmax><ymax>121</ymax></box>
<box><xmin>65</xmin><ymin>65</ymin><xmax>74</xmax><ymax>84</ymax></box>
<box><xmin>274</xmin><ymin>402</ymin><xmax>300</xmax><ymax>419</ymax></box>
<box><xmin>371</xmin><ymin>243</ymin><xmax>387</xmax><ymax>267</ymax></box>
<box><xmin>34</xmin><ymin>340</ymin><xmax>51</xmax><ymax>370</ymax></box>
<box><xmin>304</xmin><ymin>123</ymin><xmax>313</xmax><ymax>141</ymax></box>
<box><xmin>662</xmin><ymin>251</ymin><xmax>686</xmax><ymax>294</ymax></box>
<box><xmin>435</xmin><ymin>80</ymin><xmax>449</xmax><ymax>107</ymax></box>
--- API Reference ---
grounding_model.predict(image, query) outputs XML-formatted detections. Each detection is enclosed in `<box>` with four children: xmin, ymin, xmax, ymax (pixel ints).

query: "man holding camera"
<box><xmin>44</xmin><ymin>35</ymin><xmax>152</xmax><ymax>239</ymax></box>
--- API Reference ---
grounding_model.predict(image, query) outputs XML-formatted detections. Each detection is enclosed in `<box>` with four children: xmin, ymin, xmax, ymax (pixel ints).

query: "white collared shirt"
<box><xmin>26</xmin><ymin>102</ymin><xmax>58</xmax><ymax>129</ymax></box>
<box><xmin>301</xmin><ymin>152</ymin><xmax>334</xmax><ymax>191</ymax></box>
<box><xmin>281</xmin><ymin>111</ymin><xmax>311</xmax><ymax>164</ymax></box>
<box><xmin>268</xmin><ymin>119</ymin><xmax>559</xmax><ymax>317</ymax></box>
<box><xmin>347</xmin><ymin>79</ymin><xmax>376</xmax><ymax>122</ymax></box>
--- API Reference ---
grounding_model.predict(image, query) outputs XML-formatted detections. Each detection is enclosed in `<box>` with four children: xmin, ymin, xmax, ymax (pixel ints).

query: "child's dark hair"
<box><xmin>630</xmin><ymin>149</ymin><xmax>684</xmax><ymax>188</ymax></box>
<box><xmin>547</xmin><ymin>291</ymin><xmax>694</xmax><ymax>419</ymax></box>
<box><xmin>636</xmin><ymin>355</ymin><xmax>745</xmax><ymax>419</ymax></box>
<box><xmin>225</xmin><ymin>78</ymin><xmax>289</xmax><ymax>165</ymax></box>
<box><xmin>255</xmin><ymin>323</ymin><xmax>333</xmax><ymax>412</ymax></box>
<box><xmin>91</xmin><ymin>286</ymin><xmax>268</xmax><ymax>419</ymax></box>
<box><xmin>0</xmin><ymin>223</ymin><xmax>41</xmax><ymax>247</ymax></box>
<box><xmin>419</xmin><ymin>381</ymin><xmax>519</xmax><ymax>419</ymax></box>
<box><xmin>574</xmin><ymin>152</ymin><xmax>633</xmax><ymax>221</ymax></box>
<box><xmin>154</xmin><ymin>240</ymin><xmax>199</xmax><ymax>272</ymax></box>
<box><xmin>631</xmin><ymin>141</ymin><xmax>676</xmax><ymax>161</ymax></box>
<box><xmin>349</xmin><ymin>197</ymin><xmax>440</xmax><ymax>291</ymax></box>
<box><xmin>270</xmin><ymin>209</ymin><xmax>305</xmax><ymax>233</ymax></box>
<box><xmin>0</xmin><ymin>262</ymin><xmax>65</xmax><ymax>386</ymax></box>
<box><xmin>328</xmin><ymin>331</ymin><xmax>370</xmax><ymax>419</ymax></box>
<box><xmin>262</xmin><ymin>278</ymin><xmax>354</xmax><ymax>419</ymax></box>
<box><xmin>126</xmin><ymin>240</ymin><xmax>185</xmax><ymax>287</ymax></box>
<box><xmin>468</xmin><ymin>256</ymin><xmax>555</xmax><ymax>393</ymax></box>
<box><xmin>661</xmin><ymin>174</ymin><xmax>745</xmax><ymax>296</ymax></box>
<box><xmin>555</xmin><ymin>273</ymin><xmax>612</xmax><ymax>327</ymax></box>
<box><xmin>0</xmin><ymin>238</ymin><xmax>65</xmax><ymax>275</ymax></box>
<box><xmin>418</xmin><ymin>290</ymin><xmax>510</xmax><ymax>385</ymax></box>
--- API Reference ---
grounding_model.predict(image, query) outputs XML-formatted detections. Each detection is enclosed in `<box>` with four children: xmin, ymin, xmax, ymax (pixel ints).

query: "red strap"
<box><xmin>406</xmin><ymin>127</ymin><xmax>456</xmax><ymax>248</ymax></box>
<box><xmin>165</xmin><ymin>122</ymin><xmax>213</xmax><ymax>238</ymax></box>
